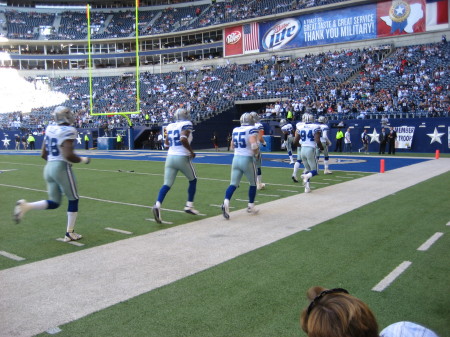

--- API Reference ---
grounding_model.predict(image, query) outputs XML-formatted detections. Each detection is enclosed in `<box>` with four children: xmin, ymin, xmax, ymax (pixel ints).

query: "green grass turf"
<box><xmin>0</xmin><ymin>155</ymin><xmax>368</xmax><ymax>269</ymax></box>
<box><xmin>32</xmin><ymin>170</ymin><xmax>450</xmax><ymax>337</ymax></box>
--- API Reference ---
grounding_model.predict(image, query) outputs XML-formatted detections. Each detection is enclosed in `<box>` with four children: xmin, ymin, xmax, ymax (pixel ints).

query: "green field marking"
<box><xmin>0</xmin><ymin>155</ymin><xmax>368</xmax><ymax>270</ymax></box>
<box><xmin>32</xmin><ymin>171</ymin><xmax>450</xmax><ymax>337</ymax></box>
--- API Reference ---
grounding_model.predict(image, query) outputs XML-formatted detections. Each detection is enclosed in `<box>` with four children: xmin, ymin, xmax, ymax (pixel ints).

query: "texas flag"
<box><xmin>426</xmin><ymin>0</ymin><xmax>449</xmax><ymax>31</ymax></box>
<box><xmin>377</xmin><ymin>0</ymin><xmax>426</xmax><ymax>36</ymax></box>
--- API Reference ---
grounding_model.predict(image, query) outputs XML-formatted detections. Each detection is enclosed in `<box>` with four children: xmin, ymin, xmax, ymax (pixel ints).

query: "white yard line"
<box><xmin>417</xmin><ymin>232</ymin><xmax>444</xmax><ymax>251</ymax></box>
<box><xmin>372</xmin><ymin>261</ymin><xmax>412</xmax><ymax>292</ymax></box>
<box><xmin>105</xmin><ymin>227</ymin><xmax>133</xmax><ymax>235</ymax></box>
<box><xmin>0</xmin><ymin>251</ymin><xmax>26</xmax><ymax>261</ymax></box>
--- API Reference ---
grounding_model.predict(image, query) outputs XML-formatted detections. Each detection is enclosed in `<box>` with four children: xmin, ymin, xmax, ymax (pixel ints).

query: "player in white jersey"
<box><xmin>152</xmin><ymin>108</ymin><xmax>199</xmax><ymax>224</ymax></box>
<box><xmin>13</xmin><ymin>106</ymin><xmax>90</xmax><ymax>242</ymax></box>
<box><xmin>222</xmin><ymin>113</ymin><xmax>259</xmax><ymax>220</ymax></box>
<box><xmin>250</xmin><ymin>112</ymin><xmax>266</xmax><ymax>190</ymax></box>
<box><xmin>280</xmin><ymin>119</ymin><xmax>295</xmax><ymax>164</ymax></box>
<box><xmin>293</xmin><ymin>113</ymin><xmax>323</xmax><ymax>193</ymax></box>
<box><xmin>317</xmin><ymin>116</ymin><xmax>332</xmax><ymax>174</ymax></box>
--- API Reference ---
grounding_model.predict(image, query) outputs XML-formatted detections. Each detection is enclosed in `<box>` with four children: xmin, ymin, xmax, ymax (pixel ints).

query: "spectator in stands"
<box><xmin>381</xmin><ymin>115</ymin><xmax>389</xmax><ymax>127</ymax></box>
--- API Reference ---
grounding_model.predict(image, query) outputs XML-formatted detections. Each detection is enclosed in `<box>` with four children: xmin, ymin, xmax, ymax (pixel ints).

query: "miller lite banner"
<box><xmin>223</xmin><ymin>0</ymin><xmax>447</xmax><ymax>56</ymax></box>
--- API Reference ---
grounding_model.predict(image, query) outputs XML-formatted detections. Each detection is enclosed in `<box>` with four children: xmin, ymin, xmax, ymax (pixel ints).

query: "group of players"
<box><xmin>280</xmin><ymin>112</ymin><xmax>332</xmax><ymax>194</ymax></box>
<box><xmin>12</xmin><ymin>105</ymin><xmax>333</xmax><ymax>240</ymax></box>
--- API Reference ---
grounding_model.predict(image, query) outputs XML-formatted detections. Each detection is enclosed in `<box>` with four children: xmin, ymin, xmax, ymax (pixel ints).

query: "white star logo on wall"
<box><xmin>76</xmin><ymin>135</ymin><xmax>82</xmax><ymax>144</ymax></box>
<box><xmin>2</xmin><ymin>137</ymin><xmax>10</xmax><ymax>148</ymax></box>
<box><xmin>368</xmin><ymin>128</ymin><xmax>380</xmax><ymax>143</ymax></box>
<box><xmin>427</xmin><ymin>127</ymin><xmax>445</xmax><ymax>144</ymax></box>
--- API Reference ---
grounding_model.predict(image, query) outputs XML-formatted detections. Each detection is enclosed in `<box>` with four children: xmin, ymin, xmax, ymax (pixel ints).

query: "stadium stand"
<box><xmin>1</xmin><ymin>0</ymin><xmax>349</xmax><ymax>40</ymax></box>
<box><xmin>0</xmin><ymin>41</ymin><xmax>448</xmax><ymax>133</ymax></box>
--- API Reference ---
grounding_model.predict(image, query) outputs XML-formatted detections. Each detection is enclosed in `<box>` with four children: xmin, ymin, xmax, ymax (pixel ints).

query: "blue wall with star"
<box><xmin>1</xmin><ymin>117</ymin><xmax>449</xmax><ymax>153</ymax></box>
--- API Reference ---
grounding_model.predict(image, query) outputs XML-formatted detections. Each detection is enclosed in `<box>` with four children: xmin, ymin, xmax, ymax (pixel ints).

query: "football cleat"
<box><xmin>13</xmin><ymin>199</ymin><xmax>27</xmax><ymax>224</ymax></box>
<box><xmin>152</xmin><ymin>204</ymin><xmax>162</xmax><ymax>224</ymax></box>
<box><xmin>64</xmin><ymin>231</ymin><xmax>83</xmax><ymax>242</ymax></box>
<box><xmin>221</xmin><ymin>203</ymin><xmax>230</xmax><ymax>220</ymax></box>
<box><xmin>304</xmin><ymin>182</ymin><xmax>311</xmax><ymax>193</ymax></box>
<box><xmin>292</xmin><ymin>176</ymin><xmax>298</xmax><ymax>183</ymax></box>
<box><xmin>247</xmin><ymin>206</ymin><xmax>259</xmax><ymax>215</ymax></box>
<box><xmin>289</xmin><ymin>160</ymin><xmax>295</xmax><ymax>165</ymax></box>
<box><xmin>324</xmin><ymin>169</ymin><xmax>333</xmax><ymax>174</ymax></box>
<box><xmin>257</xmin><ymin>183</ymin><xmax>265</xmax><ymax>190</ymax></box>
<box><xmin>184</xmin><ymin>206</ymin><xmax>199</xmax><ymax>215</ymax></box>
<box><xmin>301</xmin><ymin>174</ymin><xmax>309</xmax><ymax>185</ymax></box>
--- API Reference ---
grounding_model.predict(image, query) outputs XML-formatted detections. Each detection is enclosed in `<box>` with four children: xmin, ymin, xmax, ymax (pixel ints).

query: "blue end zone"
<box><xmin>0</xmin><ymin>150</ymin><xmax>431</xmax><ymax>173</ymax></box>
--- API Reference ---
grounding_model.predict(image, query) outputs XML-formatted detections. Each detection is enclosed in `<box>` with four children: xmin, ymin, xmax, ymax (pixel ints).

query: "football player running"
<box><xmin>250</xmin><ymin>111</ymin><xmax>266</xmax><ymax>190</ymax></box>
<box><xmin>152</xmin><ymin>108</ymin><xmax>199</xmax><ymax>224</ymax></box>
<box><xmin>317</xmin><ymin>116</ymin><xmax>332</xmax><ymax>174</ymax></box>
<box><xmin>222</xmin><ymin>113</ymin><xmax>260</xmax><ymax>220</ymax></box>
<box><xmin>13</xmin><ymin>106</ymin><xmax>90</xmax><ymax>242</ymax></box>
<box><xmin>280</xmin><ymin>119</ymin><xmax>295</xmax><ymax>164</ymax></box>
<box><xmin>293</xmin><ymin>113</ymin><xmax>324</xmax><ymax>193</ymax></box>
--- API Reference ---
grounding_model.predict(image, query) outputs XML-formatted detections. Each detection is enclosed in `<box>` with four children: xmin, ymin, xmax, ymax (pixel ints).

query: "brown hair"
<box><xmin>300</xmin><ymin>286</ymin><xmax>379</xmax><ymax>337</ymax></box>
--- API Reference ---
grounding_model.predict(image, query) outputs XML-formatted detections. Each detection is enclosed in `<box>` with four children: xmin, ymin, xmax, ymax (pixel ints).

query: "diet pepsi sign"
<box><xmin>262</xmin><ymin>18</ymin><xmax>300</xmax><ymax>51</ymax></box>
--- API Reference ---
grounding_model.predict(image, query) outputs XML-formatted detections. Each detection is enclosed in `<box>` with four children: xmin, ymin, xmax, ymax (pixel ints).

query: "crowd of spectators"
<box><xmin>2</xmin><ymin>0</ymin><xmax>347</xmax><ymax>40</ymax></box>
<box><xmin>1</xmin><ymin>41</ymin><xmax>448</xmax><ymax>133</ymax></box>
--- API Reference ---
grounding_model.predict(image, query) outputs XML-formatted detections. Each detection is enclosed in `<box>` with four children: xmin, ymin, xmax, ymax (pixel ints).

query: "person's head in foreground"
<box><xmin>300</xmin><ymin>286</ymin><xmax>440</xmax><ymax>337</ymax></box>
<box><xmin>300</xmin><ymin>286</ymin><xmax>379</xmax><ymax>337</ymax></box>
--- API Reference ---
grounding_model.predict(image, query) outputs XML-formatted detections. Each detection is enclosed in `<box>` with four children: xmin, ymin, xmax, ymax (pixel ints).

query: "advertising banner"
<box><xmin>224</xmin><ymin>26</ymin><xmax>243</xmax><ymax>57</ymax></box>
<box><xmin>258</xmin><ymin>0</ymin><xmax>428</xmax><ymax>52</ymax></box>
<box><xmin>259</xmin><ymin>4</ymin><xmax>377</xmax><ymax>51</ymax></box>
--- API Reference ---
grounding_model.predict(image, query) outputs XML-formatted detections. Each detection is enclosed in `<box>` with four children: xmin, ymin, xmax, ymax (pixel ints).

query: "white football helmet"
<box><xmin>318</xmin><ymin>116</ymin><xmax>328</xmax><ymax>124</ymax></box>
<box><xmin>240</xmin><ymin>112</ymin><xmax>254</xmax><ymax>126</ymax></box>
<box><xmin>174</xmin><ymin>108</ymin><xmax>190</xmax><ymax>121</ymax></box>
<box><xmin>302</xmin><ymin>113</ymin><xmax>315</xmax><ymax>123</ymax></box>
<box><xmin>53</xmin><ymin>106</ymin><xmax>75</xmax><ymax>125</ymax></box>
<box><xmin>250</xmin><ymin>111</ymin><xmax>260</xmax><ymax>123</ymax></box>
<box><xmin>279</xmin><ymin>119</ymin><xmax>287</xmax><ymax>127</ymax></box>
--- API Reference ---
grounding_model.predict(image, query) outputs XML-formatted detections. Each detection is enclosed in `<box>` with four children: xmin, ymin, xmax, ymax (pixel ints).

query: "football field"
<box><xmin>0</xmin><ymin>151</ymin><xmax>449</xmax><ymax>337</ymax></box>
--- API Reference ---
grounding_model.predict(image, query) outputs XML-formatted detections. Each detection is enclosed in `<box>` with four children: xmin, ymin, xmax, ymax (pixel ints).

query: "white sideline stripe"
<box><xmin>323</xmin><ymin>179</ymin><xmax>343</xmax><ymax>182</ymax></box>
<box><xmin>105</xmin><ymin>227</ymin><xmax>133</xmax><ymax>235</ymax></box>
<box><xmin>417</xmin><ymin>232</ymin><xmax>444</xmax><ymax>251</ymax></box>
<box><xmin>145</xmin><ymin>218</ymin><xmax>173</xmax><ymax>225</ymax></box>
<box><xmin>372</xmin><ymin>261</ymin><xmax>412</xmax><ymax>292</ymax></box>
<box><xmin>257</xmin><ymin>193</ymin><xmax>280</xmax><ymax>197</ymax></box>
<box><xmin>56</xmin><ymin>238</ymin><xmax>85</xmax><ymax>247</ymax></box>
<box><xmin>0</xmin><ymin>251</ymin><xmax>26</xmax><ymax>261</ymax></box>
<box><xmin>277</xmin><ymin>189</ymin><xmax>299</xmax><ymax>193</ymax></box>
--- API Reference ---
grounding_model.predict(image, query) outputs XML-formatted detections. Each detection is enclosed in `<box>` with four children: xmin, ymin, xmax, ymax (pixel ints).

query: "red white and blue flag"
<box><xmin>426</xmin><ymin>0</ymin><xmax>449</xmax><ymax>30</ymax></box>
<box><xmin>243</xmin><ymin>23</ymin><xmax>260</xmax><ymax>54</ymax></box>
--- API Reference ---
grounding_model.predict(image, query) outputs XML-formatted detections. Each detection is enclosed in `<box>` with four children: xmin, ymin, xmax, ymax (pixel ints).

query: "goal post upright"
<box><xmin>86</xmin><ymin>0</ymin><xmax>141</xmax><ymax>127</ymax></box>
